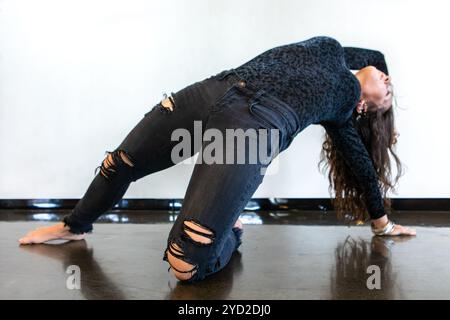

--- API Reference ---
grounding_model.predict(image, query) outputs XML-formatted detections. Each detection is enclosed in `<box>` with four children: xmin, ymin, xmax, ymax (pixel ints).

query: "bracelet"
<box><xmin>371</xmin><ymin>219</ymin><xmax>396</xmax><ymax>236</ymax></box>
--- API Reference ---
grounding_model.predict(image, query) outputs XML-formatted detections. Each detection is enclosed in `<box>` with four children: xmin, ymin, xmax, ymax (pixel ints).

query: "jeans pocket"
<box><xmin>248</xmin><ymin>101</ymin><xmax>286</xmax><ymax>156</ymax></box>
<box><xmin>248</xmin><ymin>95</ymin><xmax>300</xmax><ymax>139</ymax></box>
<box><xmin>248</xmin><ymin>100</ymin><xmax>284</xmax><ymax>131</ymax></box>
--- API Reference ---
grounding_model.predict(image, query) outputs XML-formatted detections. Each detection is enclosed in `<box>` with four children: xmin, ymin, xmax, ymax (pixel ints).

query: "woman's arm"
<box><xmin>343</xmin><ymin>47</ymin><xmax>389</xmax><ymax>75</ymax></box>
<box><xmin>321</xmin><ymin>117</ymin><xmax>386</xmax><ymax>220</ymax></box>
<box><xmin>321</xmin><ymin>117</ymin><xmax>416</xmax><ymax>236</ymax></box>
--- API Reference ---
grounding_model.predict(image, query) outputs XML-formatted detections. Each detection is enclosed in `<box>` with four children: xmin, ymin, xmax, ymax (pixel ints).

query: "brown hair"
<box><xmin>318</xmin><ymin>90</ymin><xmax>404</xmax><ymax>223</ymax></box>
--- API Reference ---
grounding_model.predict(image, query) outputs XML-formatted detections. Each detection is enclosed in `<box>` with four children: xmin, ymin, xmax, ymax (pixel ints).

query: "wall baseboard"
<box><xmin>0</xmin><ymin>198</ymin><xmax>449</xmax><ymax>211</ymax></box>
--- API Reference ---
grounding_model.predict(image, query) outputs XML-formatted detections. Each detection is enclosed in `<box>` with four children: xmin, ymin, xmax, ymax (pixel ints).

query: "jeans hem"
<box><xmin>62</xmin><ymin>215</ymin><xmax>93</xmax><ymax>234</ymax></box>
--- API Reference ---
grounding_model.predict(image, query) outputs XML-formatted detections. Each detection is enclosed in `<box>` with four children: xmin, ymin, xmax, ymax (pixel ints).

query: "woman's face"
<box><xmin>356</xmin><ymin>66</ymin><xmax>393</xmax><ymax>112</ymax></box>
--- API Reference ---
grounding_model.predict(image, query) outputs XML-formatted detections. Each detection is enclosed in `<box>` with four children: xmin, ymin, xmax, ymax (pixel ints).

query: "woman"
<box><xmin>19</xmin><ymin>36</ymin><xmax>416</xmax><ymax>284</ymax></box>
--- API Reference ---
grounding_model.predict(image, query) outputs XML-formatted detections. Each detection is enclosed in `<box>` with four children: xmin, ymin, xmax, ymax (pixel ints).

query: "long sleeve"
<box><xmin>321</xmin><ymin>117</ymin><xmax>386</xmax><ymax>220</ymax></box>
<box><xmin>343</xmin><ymin>47</ymin><xmax>389</xmax><ymax>75</ymax></box>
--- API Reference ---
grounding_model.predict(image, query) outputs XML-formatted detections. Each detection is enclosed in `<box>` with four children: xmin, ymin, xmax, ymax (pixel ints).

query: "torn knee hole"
<box><xmin>157</xmin><ymin>93</ymin><xmax>176</xmax><ymax>113</ymax></box>
<box><xmin>166</xmin><ymin>242</ymin><xmax>198</xmax><ymax>280</ymax></box>
<box><xmin>170</xmin><ymin>242</ymin><xmax>184</xmax><ymax>256</ymax></box>
<box><xmin>183</xmin><ymin>220</ymin><xmax>215</xmax><ymax>245</ymax></box>
<box><xmin>118</xmin><ymin>150</ymin><xmax>134</xmax><ymax>167</ymax></box>
<box><xmin>161</xmin><ymin>98</ymin><xmax>174</xmax><ymax>111</ymax></box>
<box><xmin>95</xmin><ymin>149</ymin><xmax>135</xmax><ymax>179</ymax></box>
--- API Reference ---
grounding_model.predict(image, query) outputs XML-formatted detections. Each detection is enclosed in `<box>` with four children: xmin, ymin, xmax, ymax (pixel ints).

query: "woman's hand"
<box><xmin>384</xmin><ymin>224</ymin><xmax>416</xmax><ymax>236</ymax></box>
<box><xmin>371</xmin><ymin>215</ymin><xmax>416</xmax><ymax>236</ymax></box>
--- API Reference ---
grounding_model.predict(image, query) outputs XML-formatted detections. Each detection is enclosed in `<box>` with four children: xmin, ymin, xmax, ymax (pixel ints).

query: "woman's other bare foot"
<box><xmin>18</xmin><ymin>222</ymin><xmax>86</xmax><ymax>245</ymax></box>
<box><xmin>233</xmin><ymin>218</ymin><xmax>243</xmax><ymax>230</ymax></box>
<box><xmin>232</xmin><ymin>218</ymin><xmax>244</xmax><ymax>250</ymax></box>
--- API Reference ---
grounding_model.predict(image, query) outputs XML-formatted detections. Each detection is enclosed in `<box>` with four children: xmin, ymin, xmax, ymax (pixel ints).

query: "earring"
<box><xmin>356</xmin><ymin>100</ymin><xmax>366</xmax><ymax>114</ymax></box>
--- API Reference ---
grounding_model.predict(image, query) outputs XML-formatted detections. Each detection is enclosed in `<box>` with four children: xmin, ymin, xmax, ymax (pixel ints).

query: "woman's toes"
<box><xmin>18</xmin><ymin>236</ymin><xmax>30</xmax><ymax>245</ymax></box>
<box><xmin>18</xmin><ymin>230</ymin><xmax>36</xmax><ymax>244</ymax></box>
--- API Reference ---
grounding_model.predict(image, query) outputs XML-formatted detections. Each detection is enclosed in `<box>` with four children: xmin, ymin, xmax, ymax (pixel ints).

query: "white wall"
<box><xmin>1</xmin><ymin>0</ymin><xmax>449</xmax><ymax>199</ymax></box>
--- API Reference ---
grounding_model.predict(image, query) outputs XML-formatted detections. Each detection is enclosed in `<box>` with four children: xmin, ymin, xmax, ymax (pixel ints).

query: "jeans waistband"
<box><xmin>216</xmin><ymin>69</ymin><xmax>262</xmax><ymax>92</ymax></box>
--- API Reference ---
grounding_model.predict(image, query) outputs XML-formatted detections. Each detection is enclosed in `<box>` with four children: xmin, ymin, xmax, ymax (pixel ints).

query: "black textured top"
<box><xmin>234</xmin><ymin>36</ymin><xmax>389</xmax><ymax>219</ymax></box>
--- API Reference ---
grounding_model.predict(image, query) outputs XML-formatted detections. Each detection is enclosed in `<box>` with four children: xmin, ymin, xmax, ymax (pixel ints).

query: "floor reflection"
<box><xmin>164</xmin><ymin>250</ymin><xmax>244</xmax><ymax>300</ymax></box>
<box><xmin>330</xmin><ymin>235</ymin><xmax>415</xmax><ymax>299</ymax></box>
<box><xmin>19</xmin><ymin>240</ymin><xmax>126</xmax><ymax>299</ymax></box>
<box><xmin>4</xmin><ymin>218</ymin><xmax>449</xmax><ymax>299</ymax></box>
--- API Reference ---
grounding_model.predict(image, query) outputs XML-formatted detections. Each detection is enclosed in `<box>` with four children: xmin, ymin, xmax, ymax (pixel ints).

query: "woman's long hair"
<box><xmin>318</xmin><ymin>91</ymin><xmax>404</xmax><ymax>223</ymax></box>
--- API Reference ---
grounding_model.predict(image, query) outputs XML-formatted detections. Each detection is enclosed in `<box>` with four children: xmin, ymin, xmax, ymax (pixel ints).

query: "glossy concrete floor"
<box><xmin>1</xmin><ymin>210</ymin><xmax>450</xmax><ymax>299</ymax></box>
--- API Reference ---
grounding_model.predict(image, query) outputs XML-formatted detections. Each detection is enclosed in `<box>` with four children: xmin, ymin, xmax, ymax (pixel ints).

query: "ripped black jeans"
<box><xmin>62</xmin><ymin>68</ymin><xmax>301</xmax><ymax>283</ymax></box>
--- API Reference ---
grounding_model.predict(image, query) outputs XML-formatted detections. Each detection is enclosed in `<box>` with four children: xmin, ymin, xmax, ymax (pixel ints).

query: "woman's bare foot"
<box><xmin>233</xmin><ymin>218</ymin><xmax>243</xmax><ymax>230</ymax></box>
<box><xmin>18</xmin><ymin>222</ymin><xmax>86</xmax><ymax>245</ymax></box>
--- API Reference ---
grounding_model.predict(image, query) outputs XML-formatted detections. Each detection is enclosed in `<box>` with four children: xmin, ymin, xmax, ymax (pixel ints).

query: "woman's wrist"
<box><xmin>370</xmin><ymin>214</ymin><xmax>396</xmax><ymax>236</ymax></box>
<box><xmin>371</xmin><ymin>214</ymin><xmax>389</xmax><ymax>229</ymax></box>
